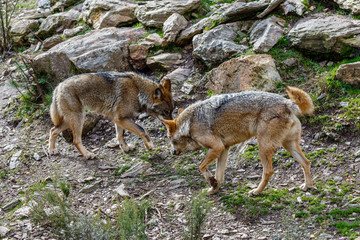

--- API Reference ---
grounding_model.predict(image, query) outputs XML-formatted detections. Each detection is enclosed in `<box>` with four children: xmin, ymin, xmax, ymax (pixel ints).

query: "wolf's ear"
<box><xmin>162</xmin><ymin>79</ymin><xmax>171</xmax><ymax>91</ymax></box>
<box><xmin>154</xmin><ymin>88</ymin><xmax>162</xmax><ymax>101</ymax></box>
<box><xmin>161</xmin><ymin>119</ymin><xmax>177</xmax><ymax>135</ymax></box>
<box><xmin>178</xmin><ymin>108</ymin><xmax>184</xmax><ymax>115</ymax></box>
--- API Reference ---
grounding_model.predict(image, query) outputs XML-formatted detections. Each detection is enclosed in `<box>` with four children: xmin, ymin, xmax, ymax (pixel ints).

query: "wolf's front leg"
<box><xmin>207</xmin><ymin>147</ymin><xmax>230</xmax><ymax>195</ymax></box>
<box><xmin>115</xmin><ymin>123</ymin><xmax>135</xmax><ymax>152</ymax></box>
<box><xmin>115</xmin><ymin>118</ymin><xmax>155</xmax><ymax>151</ymax></box>
<box><xmin>199</xmin><ymin>144</ymin><xmax>225</xmax><ymax>195</ymax></box>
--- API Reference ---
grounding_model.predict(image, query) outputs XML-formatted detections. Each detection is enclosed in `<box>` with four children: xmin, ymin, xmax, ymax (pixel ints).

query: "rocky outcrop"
<box><xmin>36</xmin><ymin>8</ymin><xmax>81</xmax><ymax>39</ymax></box>
<box><xmin>257</xmin><ymin>0</ymin><xmax>284</xmax><ymax>18</ymax></box>
<box><xmin>334</xmin><ymin>0</ymin><xmax>360</xmax><ymax>15</ymax></box>
<box><xmin>176</xmin><ymin>1</ymin><xmax>267</xmax><ymax>45</ymax></box>
<box><xmin>206</xmin><ymin>54</ymin><xmax>281</xmax><ymax>93</ymax></box>
<box><xmin>288</xmin><ymin>14</ymin><xmax>360</xmax><ymax>56</ymax></box>
<box><xmin>336</xmin><ymin>61</ymin><xmax>360</xmax><ymax>85</ymax></box>
<box><xmin>221</xmin><ymin>1</ymin><xmax>268</xmax><ymax>23</ymax></box>
<box><xmin>42</xmin><ymin>35</ymin><xmax>64</xmax><ymax>50</ymax></box>
<box><xmin>134</xmin><ymin>0</ymin><xmax>202</xmax><ymax>28</ymax></box>
<box><xmin>163</xmin><ymin>13</ymin><xmax>188</xmax><ymax>43</ymax></box>
<box><xmin>81</xmin><ymin>0</ymin><xmax>138</xmax><ymax>29</ymax></box>
<box><xmin>280</xmin><ymin>0</ymin><xmax>306</xmax><ymax>16</ymax></box>
<box><xmin>33</xmin><ymin>27</ymin><xmax>147</xmax><ymax>84</ymax></box>
<box><xmin>250</xmin><ymin>16</ymin><xmax>285</xmax><ymax>53</ymax></box>
<box><xmin>10</xmin><ymin>20</ymin><xmax>40</xmax><ymax>44</ymax></box>
<box><xmin>163</xmin><ymin>68</ymin><xmax>191</xmax><ymax>85</ymax></box>
<box><xmin>193</xmin><ymin>22</ymin><xmax>248</xmax><ymax>69</ymax></box>
<box><xmin>146</xmin><ymin>53</ymin><xmax>184</xmax><ymax>71</ymax></box>
<box><xmin>38</xmin><ymin>0</ymin><xmax>82</xmax><ymax>12</ymax></box>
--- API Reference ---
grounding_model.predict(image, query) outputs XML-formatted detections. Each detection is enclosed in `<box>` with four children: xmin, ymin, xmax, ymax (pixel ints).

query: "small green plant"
<box><xmin>28</xmin><ymin>179</ymin><xmax>152</xmax><ymax>239</ymax></box>
<box><xmin>112</xmin><ymin>199</ymin><xmax>151</xmax><ymax>240</ymax></box>
<box><xmin>113</xmin><ymin>165</ymin><xmax>131</xmax><ymax>176</ymax></box>
<box><xmin>132</xmin><ymin>22</ymin><xmax>143</xmax><ymax>28</ymax></box>
<box><xmin>184</xmin><ymin>191</ymin><xmax>212</xmax><ymax>240</ymax></box>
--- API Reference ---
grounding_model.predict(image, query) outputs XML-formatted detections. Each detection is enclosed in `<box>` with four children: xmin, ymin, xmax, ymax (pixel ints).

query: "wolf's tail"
<box><xmin>285</xmin><ymin>86</ymin><xmax>314</xmax><ymax>115</ymax></box>
<box><xmin>50</xmin><ymin>88</ymin><xmax>63</xmax><ymax>127</ymax></box>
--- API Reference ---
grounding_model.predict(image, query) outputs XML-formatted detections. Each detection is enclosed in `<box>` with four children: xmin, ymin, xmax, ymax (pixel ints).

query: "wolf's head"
<box><xmin>149</xmin><ymin>79</ymin><xmax>174</xmax><ymax>120</ymax></box>
<box><xmin>161</xmin><ymin>109</ymin><xmax>200</xmax><ymax>155</ymax></box>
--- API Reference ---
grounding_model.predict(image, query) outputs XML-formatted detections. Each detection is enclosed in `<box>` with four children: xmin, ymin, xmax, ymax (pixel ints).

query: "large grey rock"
<box><xmin>250</xmin><ymin>16</ymin><xmax>285</xmax><ymax>53</ymax></box>
<box><xmin>42</xmin><ymin>35</ymin><xmax>64</xmax><ymax>50</ymax></box>
<box><xmin>62</xmin><ymin>26</ymin><xmax>84</xmax><ymax>38</ymax></box>
<box><xmin>0</xmin><ymin>226</ymin><xmax>10</xmax><ymax>238</ymax></box>
<box><xmin>336</xmin><ymin>61</ymin><xmax>360</xmax><ymax>85</ymax></box>
<box><xmin>121</xmin><ymin>161</ymin><xmax>152</xmax><ymax>178</ymax></box>
<box><xmin>206</xmin><ymin>54</ymin><xmax>281</xmax><ymax>93</ymax></box>
<box><xmin>288</xmin><ymin>14</ymin><xmax>360</xmax><ymax>55</ymax></box>
<box><xmin>33</xmin><ymin>27</ymin><xmax>147</xmax><ymax>85</ymax></box>
<box><xmin>38</xmin><ymin>0</ymin><xmax>82</xmax><ymax>12</ymax></box>
<box><xmin>15</xmin><ymin>9</ymin><xmax>50</xmax><ymax>20</ymax></box>
<box><xmin>144</xmin><ymin>33</ymin><xmax>166</xmax><ymax>47</ymax></box>
<box><xmin>14</xmin><ymin>206</ymin><xmax>32</xmax><ymax>218</ymax></box>
<box><xmin>81</xmin><ymin>0</ymin><xmax>138</xmax><ymax>29</ymax></box>
<box><xmin>1</xmin><ymin>199</ymin><xmax>21</xmax><ymax>211</ymax></box>
<box><xmin>10</xmin><ymin>19</ymin><xmax>40</xmax><ymax>44</ymax></box>
<box><xmin>221</xmin><ymin>1</ymin><xmax>268</xmax><ymax>23</ymax></box>
<box><xmin>146</xmin><ymin>53</ymin><xmax>184</xmax><ymax>71</ymax></box>
<box><xmin>52</xmin><ymin>0</ymin><xmax>83</xmax><ymax>12</ymax></box>
<box><xmin>9</xmin><ymin>150</ymin><xmax>22</xmax><ymax>170</ymax></box>
<box><xmin>129</xmin><ymin>43</ymin><xmax>152</xmax><ymax>70</ymax></box>
<box><xmin>163</xmin><ymin>13</ymin><xmax>188</xmax><ymax>43</ymax></box>
<box><xmin>135</xmin><ymin>0</ymin><xmax>202</xmax><ymax>28</ymax></box>
<box><xmin>334</xmin><ymin>0</ymin><xmax>360</xmax><ymax>15</ymax></box>
<box><xmin>176</xmin><ymin>1</ymin><xmax>267</xmax><ymax>45</ymax></box>
<box><xmin>37</xmin><ymin>0</ymin><xmax>52</xmax><ymax>12</ymax></box>
<box><xmin>193</xmin><ymin>22</ymin><xmax>249</xmax><ymax>69</ymax></box>
<box><xmin>257</xmin><ymin>0</ymin><xmax>284</xmax><ymax>18</ymax></box>
<box><xmin>162</xmin><ymin>68</ymin><xmax>191</xmax><ymax>85</ymax></box>
<box><xmin>280</xmin><ymin>0</ymin><xmax>306</xmax><ymax>16</ymax></box>
<box><xmin>36</xmin><ymin>8</ymin><xmax>81</xmax><ymax>39</ymax></box>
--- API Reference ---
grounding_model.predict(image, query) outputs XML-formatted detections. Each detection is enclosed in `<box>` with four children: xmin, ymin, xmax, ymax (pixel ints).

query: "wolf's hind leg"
<box><xmin>48</xmin><ymin>122</ymin><xmax>69</xmax><ymax>155</ymax></box>
<box><xmin>68</xmin><ymin>113</ymin><xmax>95</xmax><ymax>159</ymax></box>
<box><xmin>115</xmin><ymin>118</ymin><xmax>154</xmax><ymax>150</ymax></box>
<box><xmin>115</xmin><ymin>123</ymin><xmax>135</xmax><ymax>152</ymax></box>
<box><xmin>282</xmin><ymin>140</ymin><xmax>314</xmax><ymax>191</ymax></box>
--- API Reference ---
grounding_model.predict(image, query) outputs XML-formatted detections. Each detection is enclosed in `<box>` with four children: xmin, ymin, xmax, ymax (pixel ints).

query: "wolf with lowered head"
<box><xmin>162</xmin><ymin>86</ymin><xmax>314</xmax><ymax>195</ymax></box>
<box><xmin>49</xmin><ymin>71</ymin><xmax>173</xmax><ymax>159</ymax></box>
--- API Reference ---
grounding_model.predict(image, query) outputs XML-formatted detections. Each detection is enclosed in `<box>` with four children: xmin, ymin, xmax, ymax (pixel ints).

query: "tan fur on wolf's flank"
<box><xmin>49</xmin><ymin>71</ymin><xmax>173</xmax><ymax>159</ymax></box>
<box><xmin>162</xmin><ymin>86</ymin><xmax>315</xmax><ymax>196</ymax></box>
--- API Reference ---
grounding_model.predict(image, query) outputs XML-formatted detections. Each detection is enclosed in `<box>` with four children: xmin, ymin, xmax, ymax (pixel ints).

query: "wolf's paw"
<box><xmin>48</xmin><ymin>148</ymin><xmax>59</xmax><ymax>156</ymax></box>
<box><xmin>206</xmin><ymin>187</ymin><xmax>219</xmax><ymax>195</ymax></box>
<box><xmin>121</xmin><ymin>144</ymin><xmax>135</xmax><ymax>153</ymax></box>
<box><xmin>300</xmin><ymin>183</ymin><xmax>316</xmax><ymax>191</ymax></box>
<box><xmin>248</xmin><ymin>188</ymin><xmax>261</xmax><ymax>196</ymax></box>
<box><xmin>146</xmin><ymin>142</ymin><xmax>155</xmax><ymax>151</ymax></box>
<box><xmin>84</xmin><ymin>152</ymin><xmax>96</xmax><ymax>160</ymax></box>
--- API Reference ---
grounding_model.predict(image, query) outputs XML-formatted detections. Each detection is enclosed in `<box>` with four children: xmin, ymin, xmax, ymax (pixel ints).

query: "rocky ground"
<box><xmin>1</xmin><ymin>0</ymin><xmax>360</xmax><ymax>239</ymax></box>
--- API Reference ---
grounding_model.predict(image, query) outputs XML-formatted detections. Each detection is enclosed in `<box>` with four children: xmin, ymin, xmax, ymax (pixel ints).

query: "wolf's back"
<box><xmin>285</xmin><ymin>86</ymin><xmax>314</xmax><ymax>115</ymax></box>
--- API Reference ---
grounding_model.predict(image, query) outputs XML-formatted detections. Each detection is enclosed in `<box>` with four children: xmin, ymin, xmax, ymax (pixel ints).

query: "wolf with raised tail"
<box><xmin>162</xmin><ymin>86</ymin><xmax>314</xmax><ymax>195</ymax></box>
<box><xmin>49</xmin><ymin>71</ymin><xmax>173</xmax><ymax>159</ymax></box>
